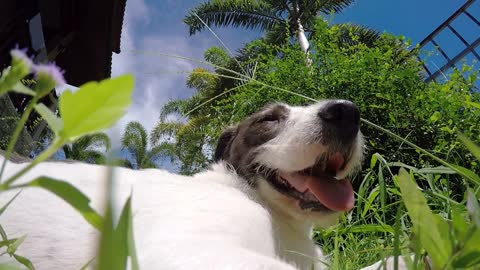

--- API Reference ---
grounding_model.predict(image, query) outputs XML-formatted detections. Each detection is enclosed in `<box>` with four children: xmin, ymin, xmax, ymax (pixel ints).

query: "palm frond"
<box><xmin>63</xmin><ymin>145</ymin><xmax>72</xmax><ymax>159</ymax></box>
<box><xmin>310</xmin><ymin>0</ymin><xmax>355</xmax><ymax>14</ymax></box>
<box><xmin>71</xmin><ymin>133</ymin><xmax>110</xmax><ymax>153</ymax></box>
<box><xmin>114</xmin><ymin>158</ymin><xmax>134</xmax><ymax>169</ymax></box>
<box><xmin>86</xmin><ymin>133</ymin><xmax>111</xmax><ymax>151</ymax></box>
<box><xmin>176</xmin><ymin>116</ymin><xmax>209</xmax><ymax>139</ymax></box>
<box><xmin>263</xmin><ymin>24</ymin><xmax>290</xmax><ymax>46</ymax></box>
<box><xmin>150</xmin><ymin>122</ymin><xmax>184</xmax><ymax>145</ymax></box>
<box><xmin>139</xmin><ymin>158</ymin><xmax>157</xmax><ymax>169</ymax></box>
<box><xmin>334</xmin><ymin>23</ymin><xmax>380</xmax><ymax>47</ymax></box>
<box><xmin>121</xmin><ymin>121</ymin><xmax>148</xmax><ymax>165</ymax></box>
<box><xmin>186</xmin><ymin>68</ymin><xmax>220</xmax><ymax>92</ymax></box>
<box><xmin>146</xmin><ymin>143</ymin><xmax>177</xmax><ymax>160</ymax></box>
<box><xmin>184</xmin><ymin>0</ymin><xmax>285</xmax><ymax>35</ymax></box>
<box><xmin>203</xmin><ymin>47</ymin><xmax>232</xmax><ymax>67</ymax></box>
<box><xmin>159</xmin><ymin>99</ymin><xmax>188</xmax><ymax>122</ymax></box>
<box><xmin>79</xmin><ymin>150</ymin><xmax>106</xmax><ymax>164</ymax></box>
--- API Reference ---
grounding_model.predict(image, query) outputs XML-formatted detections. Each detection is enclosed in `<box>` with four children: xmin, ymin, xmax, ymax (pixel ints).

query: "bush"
<box><xmin>201</xmin><ymin>20</ymin><xmax>480</xmax><ymax>182</ymax></box>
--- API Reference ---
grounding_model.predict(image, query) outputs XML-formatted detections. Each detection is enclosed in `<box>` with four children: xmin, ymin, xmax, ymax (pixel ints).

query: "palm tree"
<box><xmin>184</xmin><ymin>0</ymin><xmax>378</xmax><ymax>54</ymax></box>
<box><xmin>63</xmin><ymin>133</ymin><xmax>111</xmax><ymax>164</ymax></box>
<box><xmin>150</xmin><ymin>53</ymin><xmax>238</xmax><ymax>174</ymax></box>
<box><xmin>121</xmin><ymin>121</ymin><xmax>169</xmax><ymax>169</ymax></box>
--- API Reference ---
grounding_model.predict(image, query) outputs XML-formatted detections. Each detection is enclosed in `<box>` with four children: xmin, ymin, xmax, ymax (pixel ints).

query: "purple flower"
<box><xmin>11</xmin><ymin>48</ymin><xmax>33</xmax><ymax>68</ymax></box>
<box><xmin>10</xmin><ymin>48</ymin><xmax>33</xmax><ymax>75</ymax></box>
<box><xmin>33</xmin><ymin>63</ymin><xmax>66</xmax><ymax>87</ymax></box>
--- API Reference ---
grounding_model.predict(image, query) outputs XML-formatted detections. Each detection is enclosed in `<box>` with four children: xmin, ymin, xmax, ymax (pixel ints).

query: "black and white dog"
<box><xmin>0</xmin><ymin>100</ymin><xmax>405</xmax><ymax>269</ymax></box>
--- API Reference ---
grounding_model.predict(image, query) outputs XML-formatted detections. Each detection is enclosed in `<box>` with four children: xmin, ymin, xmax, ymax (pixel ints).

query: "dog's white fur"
<box><xmin>0</xmin><ymin>101</ymin><xmax>406</xmax><ymax>270</ymax></box>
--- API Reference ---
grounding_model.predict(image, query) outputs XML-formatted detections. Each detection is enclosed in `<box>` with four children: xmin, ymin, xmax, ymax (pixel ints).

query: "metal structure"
<box><xmin>417</xmin><ymin>0</ymin><xmax>479</xmax><ymax>83</ymax></box>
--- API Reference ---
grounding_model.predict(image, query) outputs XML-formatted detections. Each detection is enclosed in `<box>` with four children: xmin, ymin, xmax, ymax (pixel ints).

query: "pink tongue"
<box><xmin>305</xmin><ymin>176</ymin><xmax>354</xmax><ymax>211</ymax></box>
<box><xmin>279</xmin><ymin>152</ymin><xmax>355</xmax><ymax>212</ymax></box>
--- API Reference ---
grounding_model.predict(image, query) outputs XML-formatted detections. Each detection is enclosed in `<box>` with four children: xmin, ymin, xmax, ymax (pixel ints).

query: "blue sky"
<box><xmin>108</xmin><ymin>0</ymin><xmax>478</xmax><ymax>152</ymax></box>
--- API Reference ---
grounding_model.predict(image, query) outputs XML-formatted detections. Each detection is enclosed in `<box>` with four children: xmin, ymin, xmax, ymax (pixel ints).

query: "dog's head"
<box><xmin>214</xmin><ymin>100</ymin><xmax>364</xmax><ymax>227</ymax></box>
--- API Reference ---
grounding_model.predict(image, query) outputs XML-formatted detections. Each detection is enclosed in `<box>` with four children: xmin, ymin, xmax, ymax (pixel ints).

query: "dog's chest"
<box><xmin>269</xmin><ymin>213</ymin><xmax>324</xmax><ymax>270</ymax></box>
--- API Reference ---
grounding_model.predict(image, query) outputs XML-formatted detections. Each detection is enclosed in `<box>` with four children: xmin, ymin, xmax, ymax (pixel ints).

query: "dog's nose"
<box><xmin>318</xmin><ymin>100</ymin><xmax>360</xmax><ymax>142</ymax></box>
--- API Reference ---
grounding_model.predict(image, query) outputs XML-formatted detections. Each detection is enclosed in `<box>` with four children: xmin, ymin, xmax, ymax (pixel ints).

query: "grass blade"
<box><xmin>0</xmin><ymin>191</ymin><xmax>21</xmax><ymax>216</ymax></box>
<box><xmin>396</xmin><ymin>168</ymin><xmax>451</xmax><ymax>268</ymax></box>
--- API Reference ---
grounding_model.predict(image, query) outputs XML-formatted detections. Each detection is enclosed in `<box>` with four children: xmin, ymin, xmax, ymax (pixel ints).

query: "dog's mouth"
<box><xmin>265</xmin><ymin>152</ymin><xmax>354</xmax><ymax>212</ymax></box>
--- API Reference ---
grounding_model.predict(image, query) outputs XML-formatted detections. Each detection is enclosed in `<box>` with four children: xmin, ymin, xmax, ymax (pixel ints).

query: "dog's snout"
<box><xmin>318</xmin><ymin>100</ymin><xmax>360</xmax><ymax>124</ymax></box>
<box><xmin>318</xmin><ymin>100</ymin><xmax>360</xmax><ymax>142</ymax></box>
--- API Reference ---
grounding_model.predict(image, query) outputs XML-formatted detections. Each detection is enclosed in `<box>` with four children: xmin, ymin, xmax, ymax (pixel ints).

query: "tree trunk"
<box><xmin>296</xmin><ymin>19</ymin><xmax>309</xmax><ymax>53</ymax></box>
<box><xmin>293</xmin><ymin>2</ymin><xmax>311</xmax><ymax>65</ymax></box>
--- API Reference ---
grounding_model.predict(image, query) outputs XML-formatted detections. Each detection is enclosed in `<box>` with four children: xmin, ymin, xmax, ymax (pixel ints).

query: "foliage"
<box><xmin>183</xmin><ymin>0</ymin><xmax>379</xmax><ymax>48</ymax></box>
<box><xmin>315</xmin><ymin>148</ymin><xmax>480</xmax><ymax>269</ymax></box>
<box><xmin>150</xmin><ymin>54</ymin><xmax>240</xmax><ymax>174</ymax></box>
<box><xmin>0</xmin><ymin>49</ymin><xmax>136</xmax><ymax>269</ymax></box>
<box><xmin>121</xmin><ymin>121</ymin><xmax>167</xmax><ymax>169</ymax></box>
<box><xmin>159</xmin><ymin>19</ymin><xmax>480</xmax><ymax>180</ymax></box>
<box><xmin>63</xmin><ymin>133</ymin><xmax>111</xmax><ymax>164</ymax></box>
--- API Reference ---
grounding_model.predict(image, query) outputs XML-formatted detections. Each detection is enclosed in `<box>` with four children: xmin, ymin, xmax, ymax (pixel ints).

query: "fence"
<box><xmin>416</xmin><ymin>0</ymin><xmax>479</xmax><ymax>87</ymax></box>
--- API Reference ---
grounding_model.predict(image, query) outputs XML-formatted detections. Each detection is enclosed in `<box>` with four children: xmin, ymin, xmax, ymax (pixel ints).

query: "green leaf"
<box><xmin>95</xmin><ymin>204</ymin><xmax>115</xmax><ymax>270</ymax></box>
<box><xmin>7</xmin><ymin>235</ymin><xmax>26</xmax><ymax>254</ymax></box>
<box><xmin>11</xmin><ymin>82</ymin><xmax>35</xmax><ymax>96</ymax></box>
<box><xmin>369</xmin><ymin>153</ymin><xmax>378</xmax><ymax>169</ymax></box>
<box><xmin>429</xmin><ymin>111</ymin><xmax>441</xmax><ymax>122</ymax></box>
<box><xmin>451</xmin><ymin>165</ymin><xmax>480</xmax><ymax>186</ymax></box>
<box><xmin>12</xmin><ymin>254</ymin><xmax>34</xmax><ymax>270</ymax></box>
<box><xmin>396</xmin><ymin>168</ymin><xmax>451</xmax><ymax>268</ymax></box>
<box><xmin>96</xmin><ymin>195</ymin><xmax>138</xmax><ymax>270</ymax></box>
<box><xmin>0</xmin><ymin>263</ymin><xmax>24</xmax><ymax>270</ymax></box>
<box><xmin>125</xmin><ymin>198</ymin><xmax>139</xmax><ymax>270</ymax></box>
<box><xmin>0</xmin><ymin>239</ymin><xmax>17</xmax><ymax>249</ymax></box>
<box><xmin>467</xmin><ymin>190</ymin><xmax>480</xmax><ymax>228</ymax></box>
<box><xmin>116</xmin><ymin>196</ymin><xmax>139</xmax><ymax>270</ymax></box>
<box><xmin>451</xmin><ymin>207</ymin><xmax>469</xmax><ymax>239</ymax></box>
<box><xmin>466</xmin><ymin>101</ymin><xmax>480</xmax><ymax>110</ymax></box>
<box><xmin>34</xmin><ymin>104</ymin><xmax>63</xmax><ymax>134</ymax></box>
<box><xmin>452</xmin><ymin>251</ymin><xmax>480</xmax><ymax>268</ymax></box>
<box><xmin>80</xmin><ymin>257</ymin><xmax>96</xmax><ymax>270</ymax></box>
<box><xmin>59</xmin><ymin>75</ymin><xmax>134</xmax><ymax>140</ymax></box>
<box><xmin>457</xmin><ymin>133</ymin><xmax>480</xmax><ymax>161</ymax></box>
<box><xmin>342</xmin><ymin>224</ymin><xmax>394</xmax><ymax>234</ymax></box>
<box><xmin>0</xmin><ymin>190</ymin><xmax>21</xmax><ymax>216</ymax></box>
<box><xmin>416</xmin><ymin>166</ymin><xmax>456</xmax><ymax>174</ymax></box>
<box><xmin>462</xmin><ymin>230</ymin><xmax>480</xmax><ymax>254</ymax></box>
<box><xmin>27</xmin><ymin>177</ymin><xmax>103</xmax><ymax>230</ymax></box>
<box><xmin>112</xmin><ymin>198</ymin><xmax>130</xmax><ymax>270</ymax></box>
<box><xmin>0</xmin><ymin>224</ymin><xmax>8</xmax><ymax>241</ymax></box>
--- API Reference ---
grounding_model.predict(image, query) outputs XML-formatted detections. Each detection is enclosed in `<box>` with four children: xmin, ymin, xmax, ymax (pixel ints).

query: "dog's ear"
<box><xmin>214</xmin><ymin>126</ymin><xmax>238</xmax><ymax>162</ymax></box>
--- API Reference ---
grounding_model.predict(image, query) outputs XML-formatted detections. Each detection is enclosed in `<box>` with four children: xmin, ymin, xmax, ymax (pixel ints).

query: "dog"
<box><xmin>0</xmin><ymin>100</ymin><xmax>407</xmax><ymax>270</ymax></box>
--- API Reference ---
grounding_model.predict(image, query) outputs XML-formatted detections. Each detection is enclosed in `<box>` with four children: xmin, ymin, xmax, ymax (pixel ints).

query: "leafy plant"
<box><xmin>0</xmin><ymin>49</ymin><xmax>137</xmax><ymax>269</ymax></box>
<box><xmin>158</xmin><ymin>19</ymin><xmax>480</xmax><ymax>177</ymax></box>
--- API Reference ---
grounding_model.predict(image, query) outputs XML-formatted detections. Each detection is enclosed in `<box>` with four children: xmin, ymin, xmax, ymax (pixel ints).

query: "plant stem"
<box><xmin>0</xmin><ymin>96</ymin><xmax>40</xmax><ymax>181</ymax></box>
<box><xmin>1</xmin><ymin>139</ymin><xmax>64</xmax><ymax>189</ymax></box>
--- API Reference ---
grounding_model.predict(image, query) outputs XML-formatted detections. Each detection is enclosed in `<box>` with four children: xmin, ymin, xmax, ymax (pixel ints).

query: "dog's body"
<box><xmin>1</xmin><ymin>161</ymin><xmax>319</xmax><ymax>270</ymax></box>
<box><xmin>0</xmin><ymin>100</ymin><xmax>406</xmax><ymax>270</ymax></box>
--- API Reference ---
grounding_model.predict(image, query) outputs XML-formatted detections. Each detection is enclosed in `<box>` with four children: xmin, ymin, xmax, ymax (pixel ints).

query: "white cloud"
<box><xmin>108</xmin><ymin>0</ymin><xmax>259</xmax><ymax>150</ymax></box>
<box><xmin>108</xmin><ymin>0</ymin><xmax>210</xmax><ymax>148</ymax></box>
